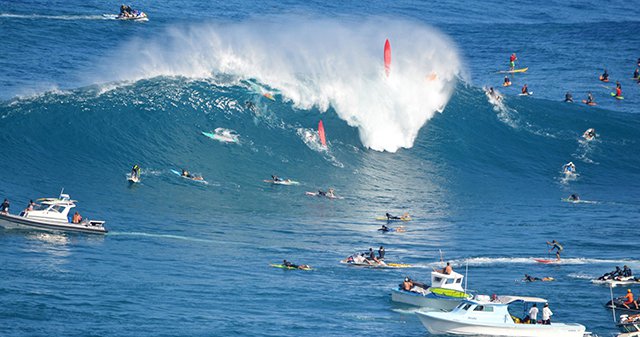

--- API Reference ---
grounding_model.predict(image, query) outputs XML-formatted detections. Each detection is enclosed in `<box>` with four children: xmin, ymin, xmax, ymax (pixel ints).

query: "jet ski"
<box><xmin>117</xmin><ymin>10</ymin><xmax>148</xmax><ymax>21</ymax></box>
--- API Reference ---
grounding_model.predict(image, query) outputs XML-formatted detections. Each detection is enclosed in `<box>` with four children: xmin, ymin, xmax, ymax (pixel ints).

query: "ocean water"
<box><xmin>1</xmin><ymin>1</ymin><xmax>640</xmax><ymax>336</ymax></box>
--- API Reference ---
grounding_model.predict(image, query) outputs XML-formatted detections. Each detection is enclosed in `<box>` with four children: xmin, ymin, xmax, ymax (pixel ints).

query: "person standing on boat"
<box><xmin>541</xmin><ymin>303</ymin><xmax>553</xmax><ymax>325</ymax></box>
<box><xmin>72</xmin><ymin>212</ymin><xmax>83</xmax><ymax>224</ymax></box>
<box><xmin>546</xmin><ymin>240</ymin><xmax>563</xmax><ymax>260</ymax></box>
<box><xmin>378</xmin><ymin>246</ymin><xmax>385</xmax><ymax>260</ymax></box>
<box><xmin>528</xmin><ymin>304</ymin><xmax>539</xmax><ymax>324</ymax></box>
<box><xmin>0</xmin><ymin>199</ymin><xmax>9</xmax><ymax>214</ymax></box>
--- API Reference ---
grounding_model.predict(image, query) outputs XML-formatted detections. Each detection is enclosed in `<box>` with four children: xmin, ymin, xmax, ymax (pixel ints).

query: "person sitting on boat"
<box><xmin>402</xmin><ymin>277</ymin><xmax>414</xmax><ymax>291</ymax></box>
<box><xmin>623</xmin><ymin>289</ymin><xmax>636</xmax><ymax>309</ymax></box>
<box><xmin>1</xmin><ymin>198</ymin><xmax>9</xmax><ymax>214</ymax></box>
<box><xmin>378</xmin><ymin>246</ymin><xmax>385</xmax><ymax>260</ymax></box>
<box><xmin>524</xmin><ymin>274</ymin><xmax>541</xmax><ymax>282</ymax></box>
<box><xmin>528</xmin><ymin>303</ymin><xmax>539</xmax><ymax>324</ymax></box>
<box><xmin>521</xmin><ymin>84</ymin><xmax>529</xmax><ymax>95</ymax></box>
<box><xmin>600</xmin><ymin>69</ymin><xmax>609</xmax><ymax>82</ymax></box>
<box><xmin>72</xmin><ymin>211</ymin><xmax>83</xmax><ymax>224</ymax></box>
<box><xmin>541</xmin><ymin>303</ymin><xmax>553</xmax><ymax>325</ymax></box>
<box><xmin>366</xmin><ymin>248</ymin><xmax>379</xmax><ymax>264</ymax></box>
<box><xmin>546</xmin><ymin>240</ymin><xmax>563</xmax><ymax>260</ymax></box>
<box><xmin>437</xmin><ymin>262</ymin><xmax>453</xmax><ymax>275</ymax></box>
<box><xmin>503</xmin><ymin>76</ymin><xmax>511</xmax><ymax>87</ymax></box>
<box><xmin>568</xmin><ymin>194</ymin><xmax>580</xmax><ymax>201</ymax></box>
<box><xmin>378</xmin><ymin>224</ymin><xmax>390</xmax><ymax>232</ymax></box>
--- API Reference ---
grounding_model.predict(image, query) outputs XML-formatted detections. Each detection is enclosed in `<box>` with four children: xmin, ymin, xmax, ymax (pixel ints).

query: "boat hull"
<box><xmin>0</xmin><ymin>213</ymin><xmax>107</xmax><ymax>234</ymax></box>
<box><xmin>416</xmin><ymin>311</ymin><xmax>586</xmax><ymax>337</ymax></box>
<box><xmin>391</xmin><ymin>289</ymin><xmax>464</xmax><ymax>311</ymax></box>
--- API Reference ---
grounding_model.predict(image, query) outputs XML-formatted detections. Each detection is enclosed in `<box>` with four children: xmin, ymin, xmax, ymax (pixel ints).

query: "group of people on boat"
<box><xmin>523</xmin><ymin>303</ymin><xmax>554</xmax><ymax>325</ymax></box>
<box><xmin>598</xmin><ymin>265</ymin><xmax>636</xmax><ymax>281</ymax></box>
<box><xmin>345</xmin><ymin>246</ymin><xmax>386</xmax><ymax>265</ymax></box>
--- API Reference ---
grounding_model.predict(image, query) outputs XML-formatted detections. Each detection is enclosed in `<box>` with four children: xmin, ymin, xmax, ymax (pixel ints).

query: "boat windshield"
<box><xmin>619</xmin><ymin>324</ymin><xmax>640</xmax><ymax>333</ymax></box>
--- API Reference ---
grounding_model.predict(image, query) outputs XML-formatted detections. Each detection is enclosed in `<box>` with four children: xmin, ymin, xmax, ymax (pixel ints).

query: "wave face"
<box><xmin>89</xmin><ymin>18</ymin><xmax>461</xmax><ymax>152</ymax></box>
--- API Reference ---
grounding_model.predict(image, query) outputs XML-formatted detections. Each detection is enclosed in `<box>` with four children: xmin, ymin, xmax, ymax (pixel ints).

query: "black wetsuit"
<box><xmin>0</xmin><ymin>200</ymin><xmax>9</xmax><ymax>212</ymax></box>
<box><xmin>378</xmin><ymin>248</ymin><xmax>385</xmax><ymax>260</ymax></box>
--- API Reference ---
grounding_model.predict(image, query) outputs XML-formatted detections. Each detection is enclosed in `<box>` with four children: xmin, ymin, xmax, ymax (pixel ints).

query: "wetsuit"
<box><xmin>634</xmin><ymin>69</ymin><xmax>639</xmax><ymax>79</ymax></box>
<box><xmin>378</xmin><ymin>226</ymin><xmax>390</xmax><ymax>232</ymax></box>
<box><xmin>565</xmin><ymin>93</ymin><xmax>573</xmax><ymax>102</ymax></box>
<box><xmin>378</xmin><ymin>248</ymin><xmax>385</xmax><ymax>260</ymax></box>
<box><xmin>0</xmin><ymin>200</ymin><xmax>8</xmax><ymax>212</ymax></box>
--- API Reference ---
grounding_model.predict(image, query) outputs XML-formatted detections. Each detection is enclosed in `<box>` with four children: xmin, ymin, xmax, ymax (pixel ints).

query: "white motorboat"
<box><xmin>618</xmin><ymin>314</ymin><xmax>640</xmax><ymax>337</ymax></box>
<box><xmin>416</xmin><ymin>295</ymin><xmax>586</xmax><ymax>337</ymax></box>
<box><xmin>391</xmin><ymin>270</ymin><xmax>471</xmax><ymax>310</ymax></box>
<box><xmin>0</xmin><ymin>192</ymin><xmax>107</xmax><ymax>234</ymax></box>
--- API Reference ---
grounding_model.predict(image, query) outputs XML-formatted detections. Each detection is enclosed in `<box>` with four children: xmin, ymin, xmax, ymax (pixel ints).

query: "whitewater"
<box><xmin>2</xmin><ymin>1</ymin><xmax>640</xmax><ymax>336</ymax></box>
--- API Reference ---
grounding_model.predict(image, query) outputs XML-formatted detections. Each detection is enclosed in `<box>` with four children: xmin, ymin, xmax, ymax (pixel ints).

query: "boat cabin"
<box><xmin>449</xmin><ymin>296</ymin><xmax>548</xmax><ymax>324</ymax></box>
<box><xmin>431</xmin><ymin>270</ymin><xmax>465</xmax><ymax>292</ymax></box>
<box><xmin>21</xmin><ymin>194</ymin><xmax>77</xmax><ymax>223</ymax></box>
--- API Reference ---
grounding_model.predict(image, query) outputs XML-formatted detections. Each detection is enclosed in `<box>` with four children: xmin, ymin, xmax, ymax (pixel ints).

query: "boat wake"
<box><xmin>415</xmin><ymin>257</ymin><xmax>640</xmax><ymax>267</ymax></box>
<box><xmin>0</xmin><ymin>13</ymin><xmax>115</xmax><ymax>21</ymax></box>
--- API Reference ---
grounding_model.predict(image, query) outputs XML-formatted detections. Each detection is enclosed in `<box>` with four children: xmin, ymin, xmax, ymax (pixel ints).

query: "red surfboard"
<box><xmin>318</xmin><ymin>120</ymin><xmax>326</xmax><ymax>147</ymax></box>
<box><xmin>533</xmin><ymin>259</ymin><xmax>559</xmax><ymax>264</ymax></box>
<box><xmin>384</xmin><ymin>39</ymin><xmax>391</xmax><ymax>77</ymax></box>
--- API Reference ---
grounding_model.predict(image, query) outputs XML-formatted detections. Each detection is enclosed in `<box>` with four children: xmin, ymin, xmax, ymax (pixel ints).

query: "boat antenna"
<box><xmin>439</xmin><ymin>249</ymin><xmax>444</xmax><ymax>262</ymax></box>
<box><xmin>464</xmin><ymin>260</ymin><xmax>469</xmax><ymax>294</ymax></box>
<box><xmin>59</xmin><ymin>188</ymin><xmax>64</xmax><ymax>198</ymax></box>
<box><xmin>610</xmin><ymin>284</ymin><xmax>616</xmax><ymax>322</ymax></box>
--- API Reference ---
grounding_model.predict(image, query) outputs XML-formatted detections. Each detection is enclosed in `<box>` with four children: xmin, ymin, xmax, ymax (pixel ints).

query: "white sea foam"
<box><xmin>96</xmin><ymin>17</ymin><xmax>464</xmax><ymax>152</ymax></box>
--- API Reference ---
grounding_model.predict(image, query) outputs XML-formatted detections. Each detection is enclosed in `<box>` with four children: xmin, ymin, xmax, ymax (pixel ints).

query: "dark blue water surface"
<box><xmin>1</xmin><ymin>1</ymin><xmax>640</xmax><ymax>336</ymax></box>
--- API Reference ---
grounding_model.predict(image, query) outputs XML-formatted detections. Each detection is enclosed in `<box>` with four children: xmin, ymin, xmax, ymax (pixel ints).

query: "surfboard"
<box><xmin>497</xmin><ymin>67</ymin><xmax>528</xmax><ymax>74</ymax></box>
<box><xmin>375</xmin><ymin>216</ymin><xmax>412</xmax><ymax>222</ymax></box>
<box><xmin>263</xmin><ymin>179</ymin><xmax>299</xmax><ymax>185</ymax></box>
<box><xmin>533</xmin><ymin>258</ymin><xmax>559</xmax><ymax>264</ymax></box>
<box><xmin>502</xmin><ymin>82</ymin><xmax>512</xmax><ymax>87</ymax></box>
<box><xmin>270</xmin><ymin>263</ymin><xmax>312</xmax><ymax>271</ymax></box>
<box><xmin>384</xmin><ymin>39</ymin><xmax>391</xmax><ymax>77</ymax></box>
<box><xmin>318</xmin><ymin>120</ymin><xmax>326</xmax><ymax>147</ymax></box>
<box><xmin>171</xmin><ymin>169</ymin><xmax>207</xmax><ymax>184</ymax></box>
<box><xmin>202</xmin><ymin>130</ymin><xmax>238</xmax><ymax>143</ymax></box>
<box><xmin>518</xmin><ymin>92</ymin><xmax>533</xmax><ymax>96</ymax></box>
<box><xmin>611</xmin><ymin>93</ymin><xmax>624</xmax><ymax>100</ymax></box>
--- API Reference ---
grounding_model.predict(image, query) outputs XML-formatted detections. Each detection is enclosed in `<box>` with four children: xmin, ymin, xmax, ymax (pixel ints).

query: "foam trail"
<box><xmin>413</xmin><ymin>257</ymin><xmax>640</xmax><ymax>268</ymax></box>
<box><xmin>0</xmin><ymin>13</ymin><xmax>115</xmax><ymax>20</ymax></box>
<box><xmin>96</xmin><ymin>17</ymin><xmax>463</xmax><ymax>152</ymax></box>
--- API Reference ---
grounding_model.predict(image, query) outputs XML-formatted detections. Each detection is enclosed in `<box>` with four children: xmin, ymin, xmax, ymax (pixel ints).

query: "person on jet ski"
<box><xmin>623</xmin><ymin>265</ymin><xmax>633</xmax><ymax>278</ymax></box>
<box><xmin>378</xmin><ymin>246</ymin><xmax>385</xmax><ymax>260</ymax></box>
<box><xmin>366</xmin><ymin>248</ymin><xmax>379</xmax><ymax>263</ymax></box>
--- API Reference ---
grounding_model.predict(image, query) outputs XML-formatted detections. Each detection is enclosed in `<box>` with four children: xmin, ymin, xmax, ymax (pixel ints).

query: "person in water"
<box><xmin>524</xmin><ymin>274</ymin><xmax>542</xmax><ymax>282</ymax></box>
<box><xmin>615</xmin><ymin>81</ymin><xmax>622</xmax><ymax>97</ymax></box>
<box><xmin>521</xmin><ymin>84</ymin><xmax>529</xmax><ymax>95</ymax></box>
<box><xmin>586</xmin><ymin>91</ymin><xmax>595</xmax><ymax>104</ymax></box>
<box><xmin>1</xmin><ymin>198</ymin><xmax>9</xmax><ymax>214</ymax></box>
<box><xmin>385</xmin><ymin>212</ymin><xmax>401</xmax><ymax>220</ymax></box>
<box><xmin>563</xmin><ymin>162</ymin><xmax>576</xmax><ymax>174</ymax></box>
<box><xmin>503</xmin><ymin>76</ymin><xmax>512</xmax><ymax>86</ymax></box>
<box><xmin>378</xmin><ymin>224</ymin><xmax>390</xmax><ymax>232</ymax></box>
<box><xmin>564</xmin><ymin>92</ymin><xmax>573</xmax><ymax>102</ymax></box>
<box><xmin>633</xmin><ymin>68</ymin><xmax>639</xmax><ymax>79</ymax></box>
<box><xmin>600</xmin><ymin>69</ymin><xmax>609</xmax><ymax>82</ymax></box>
<box><xmin>271</xmin><ymin>175</ymin><xmax>282</xmax><ymax>182</ymax></box>
<box><xmin>509</xmin><ymin>53</ymin><xmax>517</xmax><ymax>70</ymax></box>
<box><xmin>131</xmin><ymin>164</ymin><xmax>140</xmax><ymax>179</ymax></box>
<box><xmin>283</xmin><ymin>259</ymin><xmax>299</xmax><ymax>268</ymax></box>
<box><xmin>568</xmin><ymin>194</ymin><xmax>580</xmax><ymax>201</ymax></box>
<box><xmin>547</xmin><ymin>240</ymin><xmax>564</xmax><ymax>260</ymax></box>
<box><xmin>583</xmin><ymin>128</ymin><xmax>596</xmax><ymax>139</ymax></box>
